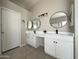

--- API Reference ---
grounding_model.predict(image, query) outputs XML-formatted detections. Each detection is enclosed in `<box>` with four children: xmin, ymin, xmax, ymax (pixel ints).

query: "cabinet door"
<box><xmin>56</xmin><ymin>36</ymin><xmax>73</xmax><ymax>59</ymax></box>
<box><xmin>44</xmin><ymin>37</ymin><xmax>56</xmax><ymax>57</ymax></box>
<box><xmin>26</xmin><ymin>33</ymin><xmax>36</xmax><ymax>47</ymax></box>
<box><xmin>26</xmin><ymin>34</ymin><xmax>34</xmax><ymax>45</ymax></box>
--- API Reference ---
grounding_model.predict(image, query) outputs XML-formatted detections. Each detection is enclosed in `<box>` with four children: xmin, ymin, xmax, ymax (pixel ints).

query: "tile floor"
<box><xmin>0</xmin><ymin>45</ymin><xmax>56</xmax><ymax>59</ymax></box>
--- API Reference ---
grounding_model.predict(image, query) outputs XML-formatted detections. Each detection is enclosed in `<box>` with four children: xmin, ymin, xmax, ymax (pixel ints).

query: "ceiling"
<box><xmin>10</xmin><ymin>0</ymin><xmax>40</xmax><ymax>11</ymax></box>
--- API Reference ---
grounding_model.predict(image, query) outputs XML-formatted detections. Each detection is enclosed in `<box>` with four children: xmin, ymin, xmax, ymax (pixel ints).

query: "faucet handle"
<box><xmin>56</xmin><ymin>30</ymin><xmax>58</xmax><ymax>34</ymax></box>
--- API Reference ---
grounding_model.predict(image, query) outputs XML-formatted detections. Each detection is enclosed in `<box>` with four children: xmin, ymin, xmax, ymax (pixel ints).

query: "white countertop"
<box><xmin>26</xmin><ymin>31</ymin><xmax>74</xmax><ymax>37</ymax></box>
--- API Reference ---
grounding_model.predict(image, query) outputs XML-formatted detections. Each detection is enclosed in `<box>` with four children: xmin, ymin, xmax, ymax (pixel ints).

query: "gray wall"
<box><xmin>0</xmin><ymin>0</ymin><xmax>2</xmax><ymax>7</ymax></box>
<box><xmin>30</xmin><ymin>0</ymin><xmax>73</xmax><ymax>32</ymax></box>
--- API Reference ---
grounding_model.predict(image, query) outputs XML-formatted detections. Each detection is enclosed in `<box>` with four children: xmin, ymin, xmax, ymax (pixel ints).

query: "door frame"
<box><xmin>0</xmin><ymin>7</ymin><xmax>2</xmax><ymax>54</ymax></box>
<box><xmin>0</xmin><ymin>7</ymin><xmax>22</xmax><ymax>54</ymax></box>
<box><xmin>74</xmin><ymin>0</ymin><xmax>78</xmax><ymax>59</ymax></box>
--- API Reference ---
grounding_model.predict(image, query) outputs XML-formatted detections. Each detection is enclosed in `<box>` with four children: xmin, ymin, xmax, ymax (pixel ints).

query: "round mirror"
<box><xmin>27</xmin><ymin>20</ymin><xmax>32</xmax><ymax>30</ymax></box>
<box><xmin>49</xmin><ymin>12</ymin><xmax>68</xmax><ymax>29</ymax></box>
<box><xmin>32</xmin><ymin>18</ymin><xmax>41</xmax><ymax>30</ymax></box>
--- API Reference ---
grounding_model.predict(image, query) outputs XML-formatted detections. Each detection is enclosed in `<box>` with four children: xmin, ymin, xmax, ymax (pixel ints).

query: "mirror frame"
<box><xmin>32</xmin><ymin>18</ymin><xmax>41</xmax><ymax>30</ymax></box>
<box><xmin>27</xmin><ymin>18</ymin><xmax>41</xmax><ymax>30</ymax></box>
<box><xmin>49</xmin><ymin>11</ymin><xmax>68</xmax><ymax>29</ymax></box>
<box><xmin>27</xmin><ymin>20</ymin><xmax>33</xmax><ymax>30</ymax></box>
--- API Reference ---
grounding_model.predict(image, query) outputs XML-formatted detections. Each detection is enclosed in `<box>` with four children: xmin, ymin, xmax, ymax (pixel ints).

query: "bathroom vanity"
<box><xmin>26</xmin><ymin>31</ymin><xmax>45</xmax><ymax>48</ymax></box>
<box><xmin>26</xmin><ymin>11</ymin><xmax>74</xmax><ymax>59</ymax></box>
<box><xmin>26</xmin><ymin>31</ymin><xmax>74</xmax><ymax>59</ymax></box>
<box><xmin>44</xmin><ymin>33</ymin><xmax>74</xmax><ymax>59</ymax></box>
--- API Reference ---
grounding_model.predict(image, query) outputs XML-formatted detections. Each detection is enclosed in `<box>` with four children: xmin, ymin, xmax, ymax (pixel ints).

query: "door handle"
<box><xmin>1</xmin><ymin>32</ymin><xmax>4</xmax><ymax>34</ymax></box>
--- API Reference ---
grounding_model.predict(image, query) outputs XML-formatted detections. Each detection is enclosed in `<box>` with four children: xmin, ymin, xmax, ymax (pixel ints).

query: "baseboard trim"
<box><xmin>20</xmin><ymin>44</ymin><xmax>26</xmax><ymax>47</ymax></box>
<box><xmin>2</xmin><ymin>46</ymin><xmax>19</xmax><ymax>54</ymax></box>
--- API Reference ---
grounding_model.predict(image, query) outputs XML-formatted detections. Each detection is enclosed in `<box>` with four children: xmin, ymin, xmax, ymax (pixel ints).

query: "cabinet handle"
<box><xmin>53</xmin><ymin>41</ymin><xmax>55</xmax><ymax>43</ymax></box>
<box><xmin>53</xmin><ymin>41</ymin><xmax>58</xmax><ymax>44</ymax></box>
<box><xmin>55</xmin><ymin>42</ymin><xmax>58</xmax><ymax>44</ymax></box>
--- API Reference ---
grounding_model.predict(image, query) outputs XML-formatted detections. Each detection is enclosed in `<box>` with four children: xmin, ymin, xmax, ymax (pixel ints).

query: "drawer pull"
<box><xmin>53</xmin><ymin>41</ymin><xmax>58</xmax><ymax>44</ymax></box>
<box><xmin>53</xmin><ymin>41</ymin><xmax>55</xmax><ymax>43</ymax></box>
<box><xmin>55</xmin><ymin>42</ymin><xmax>58</xmax><ymax>44</ymax></box>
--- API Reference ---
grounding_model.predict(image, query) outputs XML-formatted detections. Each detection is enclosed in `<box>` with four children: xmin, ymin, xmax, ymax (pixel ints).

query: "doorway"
<box><xmin>1</xmin><ymin>7</ymin><xmax>21</xmax><ymax>52</ymax></box>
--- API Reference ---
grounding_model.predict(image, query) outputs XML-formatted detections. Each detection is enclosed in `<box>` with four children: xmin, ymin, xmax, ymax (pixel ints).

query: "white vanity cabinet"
<box><xmin>44</xmin><ymin>35</ymin><xmax>56</xmax><ymax>57</ymax></box>
<box><xmin>26</xmin><ymin>33</ymin><xmax>34</xmax><ymax>45</ymax></box>
<box><xmin>44</xmin><ymin>35</ymin><xmax>74</xmax><ymax>59</ymax></box>
<box><xmin>26</xmin><ymin>33</ymin><xmax>36</xmax><ymax>47</ymax></box>
<box><xmin>26</xmin><ymin>33</ymin><xmax>40</xmax><ymax>48</ymax></box>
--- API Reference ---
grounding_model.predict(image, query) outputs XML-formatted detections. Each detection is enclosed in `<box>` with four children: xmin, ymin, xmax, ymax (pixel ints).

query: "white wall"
<box><xmin>31</xmin><ymin>0</ymin><xmax>73</xmax><ymax>32</ymax></box>
<box><xmin>0</xmin><ymin>0</ymin><xmax>31</xmax><ymax>47</ymax></box>
<box><xmin>75</xmin><ymin>0</ymin><xmax>78</xmax><ymax>59</ymax></box>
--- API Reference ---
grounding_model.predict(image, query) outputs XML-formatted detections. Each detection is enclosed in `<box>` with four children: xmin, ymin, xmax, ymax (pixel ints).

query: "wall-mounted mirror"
<box><xmin>32</xmin><ymin>18</ymin><xmax>41</xmax><ymax>30</ymax></box>
<box><xmin>27</xmin><ymin>18</ymin><xmax>41</xmax><ymax>30</ymax></box>
<box><xmin>27</xmin><ymin>20</ymin><xmax>32</xmax><ymax>30</ymax></box>
<box><xmin>49</xmin><ymin>12</ymin><xmax>68</xmax><ymax>29</ymax></box>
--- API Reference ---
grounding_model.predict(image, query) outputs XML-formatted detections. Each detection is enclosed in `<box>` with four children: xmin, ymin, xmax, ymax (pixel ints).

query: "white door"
<box><xmin>55</xmin><ymin>35</ymin><xmax>73</xmax><ymax>59</ymax></box>
<box><xmin>2</xmin><ymin>8</ymin><xmax>21</xmax><ymax>52</ymax></box>
<box><xmin>44</xmin><ymin>37</ymin><xmax>56</xmax><ymax>57</ymax></box>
